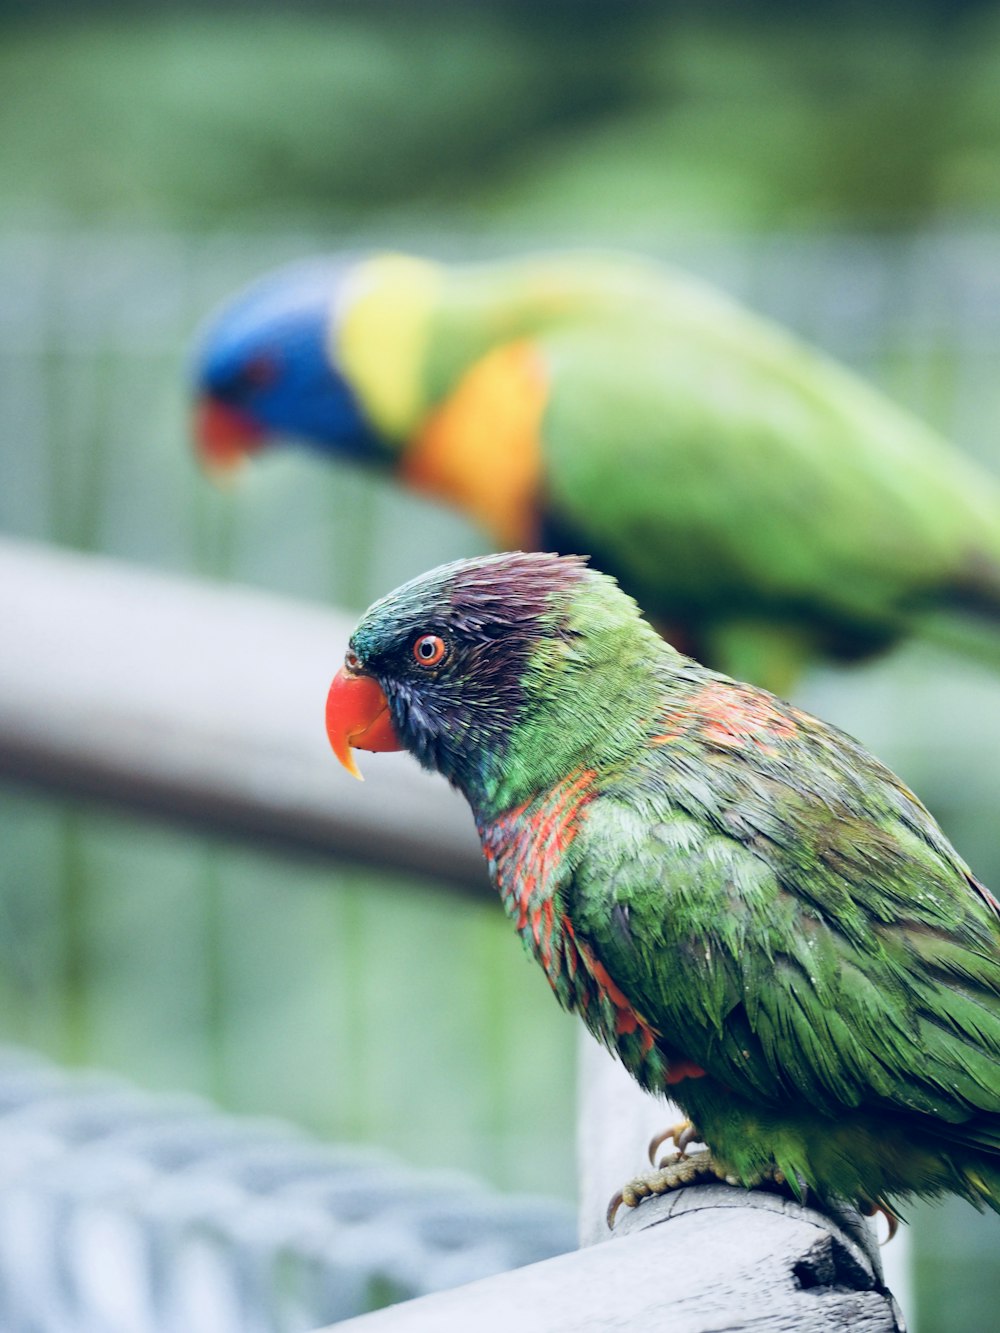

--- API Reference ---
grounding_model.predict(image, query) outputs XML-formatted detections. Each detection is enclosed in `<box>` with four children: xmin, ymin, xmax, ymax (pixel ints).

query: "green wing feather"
<box><xmin>569</xmin><ymin>680</ymin><xmax>1000</xmax><ymax>1204</ymax></box>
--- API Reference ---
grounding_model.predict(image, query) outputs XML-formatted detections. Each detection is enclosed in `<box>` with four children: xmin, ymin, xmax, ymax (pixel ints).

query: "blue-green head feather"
<box><xmin>346</xmin><ymin>550</ymin><xmax>666</xmax><ymax>814</ymax></box>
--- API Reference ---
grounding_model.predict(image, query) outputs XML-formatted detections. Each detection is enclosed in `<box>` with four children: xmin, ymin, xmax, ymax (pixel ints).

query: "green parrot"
<box><xmin>325</xmin><ymin>550</ymin><xmax>1000</xmax><ymax>1223</ymax></box>
<box><xmin>192</xmin><ymin>250</ymin><xmax>1000</xmax><ymax>692</ymax></box>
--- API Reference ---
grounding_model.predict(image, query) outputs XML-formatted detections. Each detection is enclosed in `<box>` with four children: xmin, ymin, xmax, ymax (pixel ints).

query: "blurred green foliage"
<box><xmin>5</xmin><ymin>5</ymin><xmax>1000</xmax><ymax>231</ymax></box>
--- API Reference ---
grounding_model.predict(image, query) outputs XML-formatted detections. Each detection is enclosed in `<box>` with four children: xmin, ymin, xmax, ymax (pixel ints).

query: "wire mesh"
<box><xmin>0</xmin><ymin>1045</ymin><xmax>574</xmax><ymax>1333</ymax></box>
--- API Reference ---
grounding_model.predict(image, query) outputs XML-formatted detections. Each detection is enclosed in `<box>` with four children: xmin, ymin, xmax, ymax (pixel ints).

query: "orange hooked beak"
<box><xmin>193</xmin><ymin>396</ymin><xmax>265</xmax><ymax>476</ymax></box>
<box><xmin>325</xmin><ymin>667</ymin><xmax>403</xmax><ymax>780</ymax></box>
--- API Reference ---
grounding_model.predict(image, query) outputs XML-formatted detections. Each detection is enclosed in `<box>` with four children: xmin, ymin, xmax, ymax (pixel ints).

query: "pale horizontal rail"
<box><xmin>0</xmin><ymin>538</ymin><xmax>486</xmax><ymax>891</ymax></box>
<box><xmin>325</xmin><ymin>1183</ymin><xmax>901</xmax><ymax>1333</ymax></box>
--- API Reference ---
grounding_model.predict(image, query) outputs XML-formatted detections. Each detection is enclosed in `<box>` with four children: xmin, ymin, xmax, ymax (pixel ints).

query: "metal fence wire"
<box><xmin>0</xmin><ymin>1045</ymin><xmax>575</xmax><ymax>1333</ymax></box>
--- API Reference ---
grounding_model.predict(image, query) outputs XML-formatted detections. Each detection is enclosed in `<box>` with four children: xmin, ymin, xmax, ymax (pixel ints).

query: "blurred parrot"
<box><xmin>190</xmin><ymin>250</ymin><xmax>1000</xmax><ymax>692</ymax></box>
<box><xmin>324</xmin><ymin>550</ymin><xmax>1000</xmax><ymax>1224</ymax></box>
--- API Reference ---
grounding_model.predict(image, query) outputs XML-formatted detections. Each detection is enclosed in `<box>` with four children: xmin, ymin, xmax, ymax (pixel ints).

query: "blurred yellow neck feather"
<box><xmin>333</xmin><ymin>254</ymin><xmax>442</xmax><ymax>441</ymax></box>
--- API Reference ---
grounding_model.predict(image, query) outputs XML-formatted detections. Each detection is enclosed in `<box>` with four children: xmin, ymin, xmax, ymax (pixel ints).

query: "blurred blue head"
<box><xmin>191</xmin><ymin>258</ymin><xmax>384</xmax><ymax>470</ymax></box>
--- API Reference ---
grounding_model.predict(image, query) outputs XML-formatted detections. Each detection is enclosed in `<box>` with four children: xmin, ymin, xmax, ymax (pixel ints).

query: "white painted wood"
<box><xmin>0</xmin><ymin>537</ymin><xmax>485</xmax><ymax>889</ymax></box>
<box><xmin>576</xmin><ymin>1031</ymin><xmax>688</xmax><ymax>1246</ymax></box>
<box><xmin>323</xmin><ymin>1185</ymin><xmax>902</xmax><ymax>1332</ymax></box>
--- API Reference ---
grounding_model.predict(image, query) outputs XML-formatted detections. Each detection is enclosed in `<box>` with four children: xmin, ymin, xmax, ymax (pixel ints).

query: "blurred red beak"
<box><xmin>325</xmin><ymin>667</ymin><xmax>403</xmax><ymax>780</ymax></box>
<box><xmin>193</xmin><ymin>396</ymin><xmax>265</xmax><ymax>474</ymax></box>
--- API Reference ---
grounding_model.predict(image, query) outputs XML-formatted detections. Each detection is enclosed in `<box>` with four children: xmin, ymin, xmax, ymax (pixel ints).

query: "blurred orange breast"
<box><xmin>402</xmin><ymin>340</ymin><xmax>549</xmax><ymax>548</ymax></box>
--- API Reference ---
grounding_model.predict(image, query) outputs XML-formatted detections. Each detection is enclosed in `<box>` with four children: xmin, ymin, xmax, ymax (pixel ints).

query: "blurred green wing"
<box><xmin>536</xmin><ymin>304</ymin><xmax>1000</xmax><ymax>639</ymax></box>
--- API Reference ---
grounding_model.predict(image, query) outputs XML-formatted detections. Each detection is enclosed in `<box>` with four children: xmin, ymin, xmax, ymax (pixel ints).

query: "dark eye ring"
<box><xmin>412</xmin><ymin>633</ymin><xmax>447</xmax><ymax>667</ymax></box>
<box><xmin>224</xmin><ymin>355</ymin><xmax>276</xmax><ymax>399</ymax></box>
<box><xmin>241</xmin><ymin>355</ymin><xmax>277</xmax><ymax>389</ymax></box>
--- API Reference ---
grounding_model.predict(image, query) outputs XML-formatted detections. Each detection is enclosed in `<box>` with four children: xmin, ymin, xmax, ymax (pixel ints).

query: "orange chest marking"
<box><xmin>488</xmin><ymin>768</ymin><xmax>597</xmax><ymax>937</ymax></box>
<box><xmin>401</xmin><ymin>340</ymin><xmax>549</xmax><ymax>548</ymax></box>
<box><xmin>482</xmin><ymin>777</ymin><xmax>705</xmax><ymax>1088</ymax></box>
<box><xmin>570</xmin><ymin>929</ymin><xmax>657</xmax><ymax>1052</ymax></box>
<box><xmin>570</xmin><ymin>925</ymin><xmax>705</xmax><ymax>1082</ymax></box>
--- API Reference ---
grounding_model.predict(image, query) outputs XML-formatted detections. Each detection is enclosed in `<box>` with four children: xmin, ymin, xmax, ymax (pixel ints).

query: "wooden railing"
<box><xmin>0</xmin><ymin>535</ymin><xmax>484</xmax><ymax>890</ymax></box>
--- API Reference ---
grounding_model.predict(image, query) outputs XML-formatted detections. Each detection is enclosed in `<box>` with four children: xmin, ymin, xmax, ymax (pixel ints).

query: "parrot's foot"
<box><xmin>647</xmin><ymin>1119</ymin><xmax>702</xmax><ymax>1165</ymax></box>
<box><xmin>606</xmin><ymin>1149</ymin><xmax>788</xmax><ymax>1229</ymax></box>
<box><xmin>860</xmin><ymin>1199</ymin><xmax>900</xmax><ymax>1244</ymax></box>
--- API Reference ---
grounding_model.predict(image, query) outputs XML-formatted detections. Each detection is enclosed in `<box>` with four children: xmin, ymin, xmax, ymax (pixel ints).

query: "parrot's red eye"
<box><xmin>413</xmin><ymin>633</ymin><xmax>447</xmax><ymax>667</ymax></box>
<box><xmin>345</xmin><ymin>649</ymin><xmax>361</xmax><ymax>673</ymax></box>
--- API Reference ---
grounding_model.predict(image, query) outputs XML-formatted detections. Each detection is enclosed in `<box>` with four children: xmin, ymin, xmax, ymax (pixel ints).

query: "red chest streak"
<box><xmin>485</xmin><ymin>769</ymin><xmax>596</xmax><ymax>942</ymax></box>
<box><xmin>482</xmin><ymin>771</ymin><xmax>658</xmax><ymax>1055</ymax></box>
<box><xmin>481</xmin><ymin>773</ymin><xmax>707</xmax><ymax>1088</ymax></box>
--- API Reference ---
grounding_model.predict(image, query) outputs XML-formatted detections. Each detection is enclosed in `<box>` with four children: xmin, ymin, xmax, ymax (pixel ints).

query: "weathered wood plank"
<box><xmin>323</xmin><ymin>1185</ymin><xmax>903</xmax><ymax>1332</ymax></box>
<box><xmin>0</xmin><ymin>537</ymin><xmax>486</xmax><ymax>890</ymax></box>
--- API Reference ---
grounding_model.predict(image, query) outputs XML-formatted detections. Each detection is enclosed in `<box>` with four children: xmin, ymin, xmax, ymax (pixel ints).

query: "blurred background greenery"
<box><xmin>2</xmin><ymin>3</ymin><xmax>1000</xmax><ymax>1330</ymax></box>
<box><xmin>3</xmin><ymin>0</ymin><xmax>1000</xmax><ymax>234</ymax></box>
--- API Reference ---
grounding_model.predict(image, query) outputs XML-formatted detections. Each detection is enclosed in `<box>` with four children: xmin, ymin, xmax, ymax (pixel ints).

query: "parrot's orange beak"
<box><xmin>193</xmin><ymin>396</ymin><xmax>265</xmax><ymax>475</ymax></box>
<box><xmin>325</xmin><ymin>667</ymin><xmax>403</xmax><ymax>781</ymax></box>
